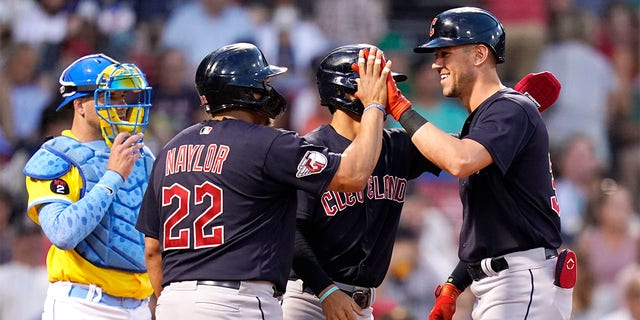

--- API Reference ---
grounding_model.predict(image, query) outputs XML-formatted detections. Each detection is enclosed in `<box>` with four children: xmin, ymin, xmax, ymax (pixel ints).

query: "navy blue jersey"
<box><xmin>293</xmin><ymin>125</ymin><xmax>440</xmax><ymax>287</ymax></box>
<box><xmin>135</xmin><ymin>119</ymin><xmax>341</xmax><ymax>292</ymax></box>
<box><xmin>458</xmin><ymin>89</ymin><xmax>562</xmax><ymax>262</ymax></box>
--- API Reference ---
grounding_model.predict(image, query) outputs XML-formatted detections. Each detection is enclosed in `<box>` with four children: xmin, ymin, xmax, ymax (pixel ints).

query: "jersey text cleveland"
<box><xmin>321</xmin><ymin>175</ymin><xmax>408</xmax><ymax>215</ymax></box>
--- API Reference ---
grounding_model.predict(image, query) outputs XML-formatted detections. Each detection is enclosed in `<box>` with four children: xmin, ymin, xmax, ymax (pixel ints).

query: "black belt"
<box><xmin>466</xmin><ymin>248</ymin><xmax>558</xmax><ymax>281</ymax></box>
<box><xmin>303</xmin><ymin>284</ymin><xmax>372</xmax><ymax>309</ymax></box>
<box><xmin>197</xmin><ymin>280</ymin><xmax>281</xmax><ymax>298</ymax></box>
<box><xmin>196</xmin><ymin>280</ymin><xmax>241</xmax><ymax>289</ymax></box>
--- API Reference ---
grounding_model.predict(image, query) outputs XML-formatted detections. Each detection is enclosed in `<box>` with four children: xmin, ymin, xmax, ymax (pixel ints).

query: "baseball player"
<box><xmin>381</xmin><ymin>7</ymin><xmax>575</xmax><ymax>320</ymax></box>
<box><xmin>135</xmin><ymin>43</ymin><xmax>390</xmax><ymax>320</ymax></box>
<box><xmin>281</xmin><ymin>44</ymin><xmax>441</xmax><ymax>320</ymax></box>
<box><xmin>280</xmin><ymin>43</ymin><xmax>565</xmax><ymax>320</ymax></box>
<box><xmin>23</xmin><ymin>54</ymin><xmax>155</xmax><ymax>319</ymax></box>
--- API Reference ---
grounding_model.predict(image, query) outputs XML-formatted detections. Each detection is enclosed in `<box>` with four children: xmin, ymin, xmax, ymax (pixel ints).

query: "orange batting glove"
<box><xmin>428</xmin><ymin>283</ymin><xmax>461</xmax><ymax>320</ymax></box>
<box><xmin>385</xmin><ymin>72</ymin><xmax>412</xmax><ymax>120</ymax></box>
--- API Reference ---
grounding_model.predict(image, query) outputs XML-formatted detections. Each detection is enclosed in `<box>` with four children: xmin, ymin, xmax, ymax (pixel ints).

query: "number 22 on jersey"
<box><xmin>162</xmin><ymin>181</ymin><xmax>224</xmax><ymax>250</ymax></box>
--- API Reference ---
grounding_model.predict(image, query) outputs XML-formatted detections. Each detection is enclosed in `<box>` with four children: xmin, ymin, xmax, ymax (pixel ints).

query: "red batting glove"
<box><xmin>386</xmin><ymin>73</ymin><xmax>412</xmax><ymax>121</ymax></box>
<box><xmin>428</xmin><ymin>283</ymin><xmax>461</xmax><ymax>320</ymax></box>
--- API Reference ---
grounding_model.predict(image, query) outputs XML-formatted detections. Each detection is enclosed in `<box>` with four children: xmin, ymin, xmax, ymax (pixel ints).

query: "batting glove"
<box><xmin>428</xmin><ymin>283</ymin><xmax>461</xmax><ymax>320</ymax></box>
<box><xmin>385</xmin><ymin>72</ymin><xmax>412</xmax><ymax>120</ymax></box>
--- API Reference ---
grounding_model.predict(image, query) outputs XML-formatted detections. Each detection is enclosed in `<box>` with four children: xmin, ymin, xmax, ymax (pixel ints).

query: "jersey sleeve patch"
<box><xmin>296</xmin><ymin>151</ymin><xmax>328</xmax><ymax>178</ymax></box>
<box><xmin>50</xmin><ymin>179</ymin><xmax>70</xmax><ymax>195</ymax></box>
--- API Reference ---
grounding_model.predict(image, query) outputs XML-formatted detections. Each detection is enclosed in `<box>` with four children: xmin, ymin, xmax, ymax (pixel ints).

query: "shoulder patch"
<box><xmin>50</xmin><ymin>179</ymin><xmax>70</xmax><ymax>194</ymax></box>
<box><xmin>296</xmin><ymin>151</ymin><xmax>328</xmax><ymax>178</ymax></box>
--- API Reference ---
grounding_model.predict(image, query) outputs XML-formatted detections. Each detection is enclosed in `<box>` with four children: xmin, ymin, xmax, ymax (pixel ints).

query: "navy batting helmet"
<box><xmin>414</xmin><ymin>7</ymin><xmax>505</xmax><ymax>64</ymax></box>
<box><xmin>195</xmin><ymin>43</ymin><xmax>287</xmax><ymax>119</ymax></box>
<box><xmin>316</xmin><ymin>44</ymin><xmax>407</xmax><ymax>115</ymax></box>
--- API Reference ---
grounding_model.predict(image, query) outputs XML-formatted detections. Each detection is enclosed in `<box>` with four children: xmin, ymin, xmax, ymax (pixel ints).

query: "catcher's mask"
<box><xmin>58</xmin><ymin>54</ymin><xmax>152</xmax><ymax>146</ymax></box>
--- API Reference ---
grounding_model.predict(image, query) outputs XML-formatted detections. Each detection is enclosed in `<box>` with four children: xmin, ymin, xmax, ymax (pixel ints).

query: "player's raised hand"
<box><xmin>428</xmin><ymin>283</ymin><xmax>461</xmax><ymax>320</ymax></box>
<box><xmin>107</xmin><ymin>132</ymin><xmax>144</xmax><ymax>179</ymax></box>
<box><xmin>321</xmin><ymin>289</ymin><xmax>364</xmax><ymax>320</ymax></box>
<box><xmin>354</xmin><ymin>47</ymin><xmax>389</xmax><ymax>109</ymax></box>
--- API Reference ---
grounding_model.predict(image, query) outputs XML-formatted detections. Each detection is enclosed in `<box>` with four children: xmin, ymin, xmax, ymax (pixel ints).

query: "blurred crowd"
<box><xmin>0</xmin><ymin>0</ymin><xmax>637</xmax><ymax>319</ymax></box>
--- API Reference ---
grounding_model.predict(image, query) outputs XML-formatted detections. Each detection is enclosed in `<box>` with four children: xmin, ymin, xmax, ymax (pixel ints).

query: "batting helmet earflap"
<box><xmin>414</xmin><ymin>7</ymin><xmax>506</xmax><ymax>64</ymax></box>
<box><xmin>195</xmin><ymin>42</ymin><xmax>288</xmax><ymax>119</ymax></box>
<box><xmin>316</xmin><ymin>44</ymin><xmax>408</xmax><ymax>116</ymax></box>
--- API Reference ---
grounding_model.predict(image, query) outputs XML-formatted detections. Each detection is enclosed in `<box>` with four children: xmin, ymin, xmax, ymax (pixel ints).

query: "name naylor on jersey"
<box><xmin>165</xmin><ymin>144</ymin><xmax>230</xmax><ymax>176</ymax></box>
<box><xmin>321</xmin><ymin>175</ymin><xmax>408</xmax><ymax>216</ymax></box>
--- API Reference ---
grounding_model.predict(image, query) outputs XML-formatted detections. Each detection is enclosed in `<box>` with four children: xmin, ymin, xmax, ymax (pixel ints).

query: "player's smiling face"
<box><xmin>431</xmin><ymin>45</ymin><xmax>475</xmax><ymax>98</ymax></box>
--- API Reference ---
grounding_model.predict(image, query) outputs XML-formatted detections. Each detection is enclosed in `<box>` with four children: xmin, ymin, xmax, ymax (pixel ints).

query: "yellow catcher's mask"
<box><xmin>93</xmin><ymin>63</ymin><xmax>152</xmax><ymax>147</ymax></box>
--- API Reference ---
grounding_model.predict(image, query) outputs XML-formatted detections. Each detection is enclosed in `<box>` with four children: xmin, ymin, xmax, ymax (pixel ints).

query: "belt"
<box><xmin>68</xmin><ymin>285</ymin><xmax>145</xmax><ymax>309</ymax></box>
<box><xmin>303</xmin><ymin>282</ymin><xmax>372</xmax><ymax>309</ymax></box>
<box><xmin>196</xmin><ymin>280</ymin><xmax>241</xmax><ymax>290</ymax></box>
<box><xmin>467</xmin><ymin>248</ymin><xmax>558</xmax><ymax>281</ymax></box>
<box><xmin>197</xmin><ymin>280</ymin><xmax>281</xmax><ymax>298</ymax></box>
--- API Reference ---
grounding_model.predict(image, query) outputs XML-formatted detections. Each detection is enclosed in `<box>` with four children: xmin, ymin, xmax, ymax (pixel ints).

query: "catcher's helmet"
<box><xmin>195</xmin><ymin>42</ymin><xmax>287</xmax><ymax>119</ymax></box>
<box><xmin>316</xmin><ymin>44</ymin><xmax>407</xmax><ymax>116</ymax></box>
<box><xmin>58</xmin><ymin>53</ymin><xmax>152</xmax><ymax>146</ymax></box>
<box><xmin>414</xmin><ymin>7</ymin><xmax>505</xmax><ymax>64</ymax></box>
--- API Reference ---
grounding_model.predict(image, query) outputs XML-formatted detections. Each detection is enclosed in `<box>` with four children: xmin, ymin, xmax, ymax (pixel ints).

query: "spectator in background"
<box><xmin>0</xmin><ymin>77</ymin><xmax>14</xmax><ymax>158</ymax></box>
<box><xmin>537</xmin><ymin>7</ymin><xmax>618</xmax><ymax>170</ymax></box>
<box><xmin>376</xmin><ymin>32</ymin><xmax>412</xmax><ymax>95</ymax></box>
<box><xmin>483</xmin><ymin>0</ymin><xmax>548</xmax><ymax>86</ymax></box>
<box><xmin>595</xmin><ymin>2</ymin><xmax>640</xmax><ymax>207</ymax></box>
<box><xmin>256</xmin><ymin>0</ymin><xmax>329</xmax><ymax>78</ymax></box>
<box><xmin>577</xmin><ymin>179</ymin><xmax>640</xmax><ymax>319</ymax></box>
<box><xmin>253</xmin><ymin>0</ymin><xmax>330</xmax><ymax>130</ymax></box>
<box><xmin>314</xmin><ymin>0</ymin><xmax>387</xmax><ymax>46</ymax></box>
<box><xmin>553</xmin><ymin>134</ymin><xmax>603</xmax><ymax>246</ymax></box>
<box><xmin>379</xmin><ymin>224</ymin><xmax>436</xmax><ymax>320</ymax></box>
<box><xmin>94</xmin><ymin>0</ymin><xmax>137</xmax><ymax>58</ymax></box>
<box><xmin>0</xmin><ymin>187</ymin><xmax>15</xmax><ymax>265</ymax></box>
<box><xmin>287</xmin><ymin>53</ymin><xmax>332</xmax><ymax>134</ymax></box>
<box><xmin>4</xmin><ymin>42</ymin><xmax>52</xmax><ymax>149</ymax></box>
<box><xmin>160</xmin><ymin>0</ymin><xmax>256</xmax><ymax>71</ymax></box>
<box><xmin>0</xmin><ymin>96</ymin><xmax>73</xmax><ymax>205</ymax></box>
<box><xmin>12</xmin><ymin>0</ymin><xmax>71</xmax><ymax>76</ymax></box>
<box><xmin>601</xmin><ymin>264</ymin><xmax>640</xmax><ymax>320</ymax></box>
<box><xmin>146</xmin><ymin>47</ymin><xmax>201</xmax><ymax>152</ymax></box>
<box><xmin>0</xmin><ymin>220</ymin><xmax>48</xmax><ymax>320</ymax></box>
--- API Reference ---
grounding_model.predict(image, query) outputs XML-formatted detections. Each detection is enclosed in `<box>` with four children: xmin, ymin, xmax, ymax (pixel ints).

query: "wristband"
<box><xmin>364</xmin><ymin>103</ymin><xmax>386</xmax><ymax>116</ymax></box>
<box><xmin>319</xmin><ymin>285</ymin><xmax>340</xmax><ymax>303</ymax></box>
<box><xmin>398</xmin><ymin>109</ymin><xmax>429</xmax><ymax>138</ymax></box>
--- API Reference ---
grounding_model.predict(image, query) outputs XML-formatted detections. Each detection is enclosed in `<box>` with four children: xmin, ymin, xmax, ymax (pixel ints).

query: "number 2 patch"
<box><xmin>50</xmin><ymin>179</ymin><xmax>70</xmax><ymax>195</ymax></box>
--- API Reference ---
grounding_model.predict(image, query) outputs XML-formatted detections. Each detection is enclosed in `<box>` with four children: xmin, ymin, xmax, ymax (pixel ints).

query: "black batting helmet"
<box><xmin>195</xmin><ymin>42</ymin><xmax>287</xmax><ymax>118</ymax></box>
<box><xmin>414</xmin><ymin>7</ymin><xmax>505</xmax><ymax>64</ymax></box>
<box><xmin>316</xmin><ymin>44</ymin><xmax>407</xmax><ymax>116</ymax></box>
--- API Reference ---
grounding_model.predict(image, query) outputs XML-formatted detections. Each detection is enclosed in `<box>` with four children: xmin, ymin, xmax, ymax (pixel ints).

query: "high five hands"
<box><xmin>353</xmin><ymin>47</ymin><xmax>390</xmax><ymax>111</ymax></box>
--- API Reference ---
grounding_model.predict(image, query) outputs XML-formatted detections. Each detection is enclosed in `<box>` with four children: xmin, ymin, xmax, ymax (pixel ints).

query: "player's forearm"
<box><xmin>292</xmin><ymin>220</ymin><xmax>334</xmax><ymax>295</ymax></box>
<box><xmin>400</xmin><ymin>110</ymin><xmax>490</xmax><ymax>177</ymax></box>
<box><xmin>144</xmin><ymin>237</ymin><xmax>163</xmax><ymax>298</ymax></box>
<box><xmin>448</xmin><ymin>260</ymin><xmax>473</xmax><ymax>291</ymax></box>
<box><xmin>38</xmin><ymin>170</ymin><xmax>123</xmax><ymax>249</ymax></box>
<box><xmin>329</xmin><ymin>107</ymin><xmax>384</xmax><ymax>192</ymax></box>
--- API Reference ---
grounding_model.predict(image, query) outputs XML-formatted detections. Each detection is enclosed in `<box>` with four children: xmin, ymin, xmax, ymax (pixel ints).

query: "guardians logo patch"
<box><xmin>50</xmin><ymin>179</ymin><xmax>70</xmax><ymax>195</ymax></box>
<box><xmin>296</xmin><ymin>151</ymin><xmax>327</xmax><ymax>178</ymax></box>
